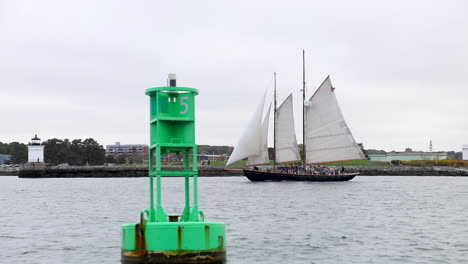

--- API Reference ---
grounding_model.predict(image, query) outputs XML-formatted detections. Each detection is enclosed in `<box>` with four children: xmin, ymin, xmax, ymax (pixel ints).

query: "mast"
<box><xmin>273</xmin><ymin>72</ymin><xmax>277</xmax><ymax>171</ymax></box>
<box><xmin>302</xmin><ymin>50</ymin><xmax>306</xmax><ymax>170</ymax></box>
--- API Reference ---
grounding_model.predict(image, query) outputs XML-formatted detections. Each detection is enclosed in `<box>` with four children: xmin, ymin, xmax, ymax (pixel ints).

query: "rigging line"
<box><xmin>273</xmin><ymin>72</ymin><xmax>277</xmax><ymax>171</ymax></box>
<box><xmin>302</xmin><ymin>50</ymin><xmax>306</xmax><ymax>171</ymax></box>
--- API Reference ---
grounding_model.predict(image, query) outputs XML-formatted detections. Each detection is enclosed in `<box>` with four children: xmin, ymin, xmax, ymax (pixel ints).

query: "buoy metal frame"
<box><xmin>121</xmin><ymin>82</ymin><xmax>226</xmax><ymax>264</ymax></box>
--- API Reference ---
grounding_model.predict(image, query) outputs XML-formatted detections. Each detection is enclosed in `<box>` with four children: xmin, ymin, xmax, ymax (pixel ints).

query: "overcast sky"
<box><xmin>1</xmin><ymin>0</ymin><xmax>467</xmax><ymax>152</ymax></box>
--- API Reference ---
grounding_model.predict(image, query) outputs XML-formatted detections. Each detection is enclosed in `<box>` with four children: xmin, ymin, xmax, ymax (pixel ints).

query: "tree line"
<box><xmin>7</xmin><ymin>138</ymin><xmax>462</xmax><ymax>165</ymax></box>
<box><xmin>0</xmin><ymin>142</ymin><xmax>28</xmax><ymax>163</ymax></box>
<box><xmin>0</xmin><ymin>140</ymin><xmax>239</xmax><ymax>165</ymax></box>
<box><xmin>42</xmin><ymin>138</ymin><xmax>106</xmax><ymax>165</ymax></box>
<box><xmin>0</xmin><ymin>138</ymin><xmax>107</xmax><ymax>165</ymax></box>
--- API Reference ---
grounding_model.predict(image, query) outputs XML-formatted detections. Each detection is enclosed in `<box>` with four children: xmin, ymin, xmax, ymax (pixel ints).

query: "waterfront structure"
<box><xmin>199</xmin><ymin>154</ymin><xmax>227</xmax><ymax>161</ymax></box>
<box><xmin>0</xmin><ymin>154</ymin><xmax>12</xmax><ymax>165</ymax></box>
<box><xmin>463</xmin><ymin>145</ymin><xmax>468</xmax><ymax>160</ymax></box>
<box><xmin>27</xmin><ymin>134</ymin><xmax>44</xmax><ymax>163</ymax></box>
<box><xmin>121</xmin><ymin>75</ymin><xmax>226</xmax><ymax>263</ymax></box>
<box><xmin>369</xmin><ymin>148</ymin><xmax>448</xmax><ymax>162</ymax></box>
<box><xmin>105</xmin><ymin>142</ymin><xmax>148</xmax><ymax>156</ymax></box>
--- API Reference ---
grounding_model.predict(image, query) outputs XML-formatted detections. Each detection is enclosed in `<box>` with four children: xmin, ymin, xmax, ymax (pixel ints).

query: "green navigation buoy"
<box><xmin>121</xmin><ymin>74</ymin><xmax>226</xmax><ymax>264</ymax></box>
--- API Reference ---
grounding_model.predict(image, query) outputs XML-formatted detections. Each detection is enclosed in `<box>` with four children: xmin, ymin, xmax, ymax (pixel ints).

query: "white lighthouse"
<box><xmin>28</xmin><ymin>134</ymin><xmax>45</xmax><ymax>163</ymax></box>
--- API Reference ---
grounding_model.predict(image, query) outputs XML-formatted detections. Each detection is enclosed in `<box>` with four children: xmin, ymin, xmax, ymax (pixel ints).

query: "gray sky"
<box><xmin>1</xmin><ymin>0</ymin><xmax>467</xmax><ymax>152</ymax></box>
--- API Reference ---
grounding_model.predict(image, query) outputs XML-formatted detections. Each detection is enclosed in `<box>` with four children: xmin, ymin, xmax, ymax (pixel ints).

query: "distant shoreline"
<box><xmin>0</xmin><ymin>165</ymin><xmax>465</xmax><ymax>178</ymax></box>
<box><xmin>15</xmin><ymin>165</ymin><xmax>242</xmax><ymax>178</ymax></box>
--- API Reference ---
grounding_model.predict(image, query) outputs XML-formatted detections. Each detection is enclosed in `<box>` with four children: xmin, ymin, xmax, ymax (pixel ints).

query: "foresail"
<box><xmin>247</xmin><ymin>103</ymin><xmax>271</xmax><ymax>166</ymax></box>
<box><xmin>304</xmin><ymin>76</ymin><xmax>365</xmax><ymax>164</ymax></box>
<box><xmin>275</xmin><ymin>94</ymin><xmax>301</xmax><ymax>163</ymax></box>
<box><xmin>226</xmin><ymin>91</ymin><xmax>267</xmax><ymax>166</ymax></box>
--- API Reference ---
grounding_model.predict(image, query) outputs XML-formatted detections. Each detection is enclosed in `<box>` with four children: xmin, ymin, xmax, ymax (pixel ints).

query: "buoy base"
<box><xmin>121</xmin><ymin>250</ymin><xmax>226</xmax><ymax>264</ymax></box>
<box><xmin>121</xmin><ymin>222</ymin><xmax>226</xmax><ymax>264</ymax></box>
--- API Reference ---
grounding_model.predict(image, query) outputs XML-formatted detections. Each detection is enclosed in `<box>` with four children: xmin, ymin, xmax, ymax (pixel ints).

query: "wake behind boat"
<box><xmin>226</xmin><ymin>51</ymin><xmax>365</xmax><ymax>182</ymax></box>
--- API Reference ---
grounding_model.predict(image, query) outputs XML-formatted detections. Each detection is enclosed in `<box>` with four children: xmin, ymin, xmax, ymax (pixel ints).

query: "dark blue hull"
<box><xmin>243</xmin><ymin>169</ymin><xmax>357</xmax><ymax>182</ymax></box>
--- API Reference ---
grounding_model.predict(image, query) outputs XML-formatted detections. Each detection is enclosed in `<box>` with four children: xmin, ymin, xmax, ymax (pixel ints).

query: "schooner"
<box><xmin>226</xmin><ymin>52</ymin><xmax>365</xmax><ymax>181</ymax></box>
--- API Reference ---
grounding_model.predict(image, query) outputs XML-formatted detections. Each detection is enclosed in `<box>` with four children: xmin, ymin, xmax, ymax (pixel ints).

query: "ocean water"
<box><xmin>1</xmin><ymin>176</ymin><xmax>467</xmax><ymax>264</ymax></box>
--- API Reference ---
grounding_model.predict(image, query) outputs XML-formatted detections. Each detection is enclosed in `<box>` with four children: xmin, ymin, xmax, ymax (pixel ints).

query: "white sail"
<box><xmin>226</xmin><ymin>91</ymin><xmax>267</xmax><ymax>166</ymax></box>
<box><xmin>247</xmin><ymin>103</ymin><xmax>271</xmax><ymax>166</ymax></box>
<box><xmin>275</xmin><ymin>94</ymin><xmax>301</xmax><ymax>163</ymax></box>
<box><xmin>304</xmin><ymin>76</ymin><xmax>365</xmax><ymax>164</ymax></box>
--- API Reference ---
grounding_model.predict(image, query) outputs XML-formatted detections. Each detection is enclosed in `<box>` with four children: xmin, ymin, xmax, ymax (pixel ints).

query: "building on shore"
<box><xmin>463</xmin><ymin>145</ymin><xmax>468</xmax><ymax>160</ymax></box>
<box><xmin>0</xmin><ymin>154</ymin><xmax>12</xmax><ymax>165</ymax></box>
<box><xmin>369</xmin><ymin>148</ymin><xmax>448</xmax><ymax>162</ymax></box>
<box><xmin>198</xmin><ymin>154</ymin><xmax>227</xmax><ymax>162</ymax></box>
<box><xmin>106</xmin><ymin>142</ymin><xmax>149</xmax><ymax>157</ymax></box>
<box><xmin>28</xmin><ymin>134</ymin><xmax>45</xmax><ymax>163</ymax></box>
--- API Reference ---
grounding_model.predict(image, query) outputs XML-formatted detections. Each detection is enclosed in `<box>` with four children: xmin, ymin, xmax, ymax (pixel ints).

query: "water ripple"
<box><xmin>0</xmin><ymin>176</ymin><xmax>467</xmax><ymax>263</ymax></box>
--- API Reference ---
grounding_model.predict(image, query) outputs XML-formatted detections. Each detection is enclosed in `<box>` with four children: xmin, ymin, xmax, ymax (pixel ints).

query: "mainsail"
<box><xmin>247</xmin><ymin>103</ymin><xmax>271</xmax><ymax>166</ymax></box>
<box><xmin>226</xmin><ymin>91</ymin><xmax>268</xmax><ymax>166</ymax></box>
<box><xmin>304</xmin><ymin>76</ymin><xmax>365</xmax><ymax>164</ymax></box>
<box><xmin>275</xmin><ymin>94</ymin><xmax>301</xmax><ymax>163</ymax></box>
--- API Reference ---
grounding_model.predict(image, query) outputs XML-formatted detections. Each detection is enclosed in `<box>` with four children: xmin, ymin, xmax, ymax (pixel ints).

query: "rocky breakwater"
<box><xmin>0</xmin><ymin>166</ymin><xmax>19</xmax><ymax>176</ymax></box>
<box><xmin>18</xmin><ymin>165</ymin><xmax>243</xmax><ymax>178</ymax></box>
<box><xmin>19</xmin><ymin>165</ymin><xmax>148</xmax><ymax>178</ymax></box>
<box><xmin>15</xmin><ymin>164</ymin><xmax>468</xmax><ymax>178</ymax></box>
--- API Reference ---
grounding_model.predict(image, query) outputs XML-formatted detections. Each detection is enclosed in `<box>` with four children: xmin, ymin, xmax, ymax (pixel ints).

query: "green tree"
<box><xmin>129</xmin><ymin>154</ymin><xmax>144</xmax><ymax>164</ymax></box>
<box><xmin>0</xmin><ymin>142</ymin><xmax>8</xmax><ymax>154</ymax></box>
<box><xmin>6</xmin><ymin>142</ymin><xmax>28</xmax><ymax>164</ymax></box>
<box><xmin>43</xmin><ymin>138</ymin><xmax>105</xmax><ymax>165</ymax></box>
<box><xmin>70</xmin><ymin>139</ymin><xmax>84</xmax><ymax>165</ymax></box>
<box><xmin>44</xmin><ymin>138</ymin><xmax>72</xmax><ymax>165</ymax></box>
<box><xmin>105</xmin><ymin>155</ymin><xmax>116</xmax><ymax>163</ymax></box>
<box><xmin>298</xmin><ymin>144</ymin><xmax>304</xmax><ymax>160</ymax></box>
<box><xmin>357</xmin><ymin>143</ymin><xmax>369</xmax><ymax>159</ymax></box>
<box><xmin>199</xmin><ymin>145</ymin><xmax>233</xmax><ymax>155</ymax></box>
<box><xmin>81</xmin><ymin>138</ymin><xmax>105</xmax><ymax>165</ymax></box>
<box><xmin>56</xmin><ymin>139</ymin><xmax>72</xmax><ymax>164</ymax></box>
<box><xmin>116</xmin><ymin>155</ymin><xmax>128</xmax><ymax>164</ymax></box>
<box><xmin>367</xmin><ymin>149</ymin><xmax>387</xmax><ymax>155</ymax></box>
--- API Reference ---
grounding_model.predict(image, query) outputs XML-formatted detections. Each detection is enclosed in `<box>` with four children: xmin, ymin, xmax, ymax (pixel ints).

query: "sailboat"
<box><xmin>226</xmin><ymin>52</ymin><xmax>365</xmax><ymax>182</ymax></box>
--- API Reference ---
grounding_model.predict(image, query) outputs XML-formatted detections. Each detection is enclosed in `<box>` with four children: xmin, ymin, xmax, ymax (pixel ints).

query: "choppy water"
<box><xmin>1</xmin><ymin>176</ymin><xmax>467</xmax><ymax>263</ymax></box>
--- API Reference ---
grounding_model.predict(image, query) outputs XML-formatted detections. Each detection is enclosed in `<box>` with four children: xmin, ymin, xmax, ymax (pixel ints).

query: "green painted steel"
<box><xmin>121</xmin><ymin>80</ymin><xmax>226</xmax><ymax>263</ymax></box>
<box><xmin>121</xmin><ymin>223</ymin><xmax>137</xmax><ymax>250</ymax></box>
<box><xmin>146</xmin><ymin>86</ymin><xmax>199</xmax><ymax>222</ymax></box>
<box><xmin>144</xmin><ymin>222</ymin><xmax>225</xmax><ymax>251</ymax></box>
